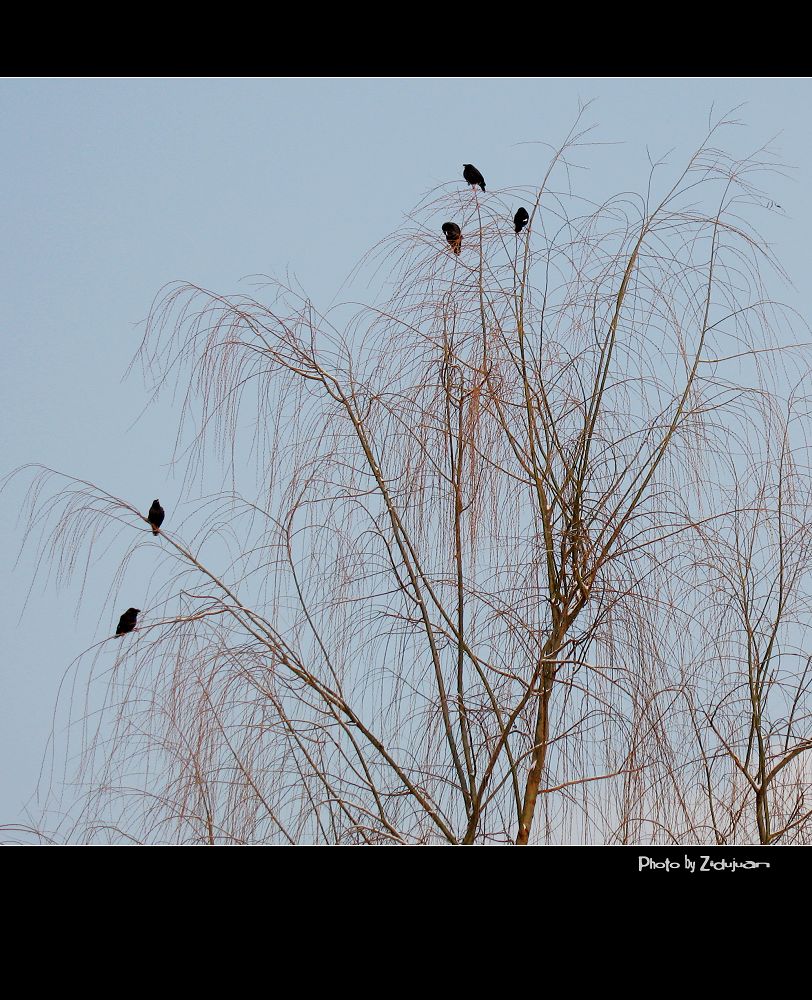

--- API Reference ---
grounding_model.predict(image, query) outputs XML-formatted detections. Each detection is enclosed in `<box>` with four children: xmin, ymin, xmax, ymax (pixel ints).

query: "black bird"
<box><xmin>116</xmin><ymin>607</ymin><xmax>141</xmax><ymax>637</ymax></box>
<box><xmin>147</xmin><ymin>499</ymin><xmax>165</xmax><ymax>535</ymax></box>
<box><xmin>463</xmin><ymin>163</ymin><xmax>486</xmax><ymax>192</ymax></box>
<box><xmin>514</xmin><ymin>207</ymin><xmax>529</xmax><ymax>234</ymax></box>
<box><xmin>442</xmin><ymin>222</ymin><xmax>462</xmax><ymax>255</ymax></box>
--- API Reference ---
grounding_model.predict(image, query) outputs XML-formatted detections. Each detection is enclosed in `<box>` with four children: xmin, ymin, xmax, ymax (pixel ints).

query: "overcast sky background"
<box><xmin>2</xmin><ymin>77</ymin><xmax>811</xmax><ymax>834</ymax></box>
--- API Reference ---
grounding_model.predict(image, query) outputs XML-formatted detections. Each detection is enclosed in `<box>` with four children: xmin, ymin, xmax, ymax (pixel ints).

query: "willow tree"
<box><xmin>9</xmin><ymin>114</ymin><xmax>812</xmax><ymax>844</ymax></box>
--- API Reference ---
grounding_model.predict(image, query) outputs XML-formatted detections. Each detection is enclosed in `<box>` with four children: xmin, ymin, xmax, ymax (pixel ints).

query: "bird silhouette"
<box><xmin>442</xmin><ymin>222</ymin><xmax>462</xmax><ymax>255</ymax></box>
<box><xmin>147</xmin><ymin>499</ymin><xmax>165</xmax><ymax>536</ymax></box>
<box><xmin>116</xmin><ymin>607</ymin><xmax>140</xmax><ymax>636</ymax></box>
<box><xmin>514</xmin><ymin>207</ymin><xmax>529</xmax><ymax>233</ymax></box>
<box><xmin>463</xmin><ymin>164</ymin><xmax>486</xmax><ymax>191</ymax></box>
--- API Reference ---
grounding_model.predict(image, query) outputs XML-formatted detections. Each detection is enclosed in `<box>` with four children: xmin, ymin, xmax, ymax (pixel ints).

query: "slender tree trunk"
<box><xmin>516</xmin><ymin>658</ymin><xmax>557</xmax><ymax>845</ymax></box>
<box><xmin>756</xmin><ymin>786</ymin><xmax>771</xmax><ymax>844</ymax></box>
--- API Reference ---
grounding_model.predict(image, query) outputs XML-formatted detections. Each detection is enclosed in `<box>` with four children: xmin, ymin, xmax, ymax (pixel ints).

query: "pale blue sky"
<box><xmin>2</xmin><ymin>77</ymin><xmax>811</xmax><ymax>832</ymax></box>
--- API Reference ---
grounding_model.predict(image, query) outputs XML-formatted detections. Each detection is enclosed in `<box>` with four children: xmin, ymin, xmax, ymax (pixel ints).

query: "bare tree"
<box><xmin>676</xmin><ymin>403</ymin><xmax>812</xmax><ymax>844</ymax></box>
<box><xmin>6</xmin><ymin>110</ymin><xmax>811</xmax><ymax>845</ymax></box>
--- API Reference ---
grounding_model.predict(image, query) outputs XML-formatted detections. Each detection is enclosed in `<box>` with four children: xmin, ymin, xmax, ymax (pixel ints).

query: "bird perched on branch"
<box><xmin>442</xmin><ymin>222</ymin><xmax>462</xmax><ymax>255</ymax></box>
<box><xmin>463</xmin><ymin>163</ymin><xmax>486</xmax><ymax>191</ymax></box>
<box><xmin>116</xmin><ymin>607</ymin><xmax>140</xmax><ymax>636</ymax></box>
<box><xmin>514</xmin><ymin>207</ymin><xmax>529</xmax><ymax>233</ymax></box>
<box><xmin>147</xmin><ymin>499</ymin><xmax>165</xmax><ymax>535</ymax></box>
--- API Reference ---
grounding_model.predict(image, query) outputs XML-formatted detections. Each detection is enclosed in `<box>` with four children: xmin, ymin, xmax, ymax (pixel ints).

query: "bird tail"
<box><xmin>152</xmin><ymin>526</ymin><xmax>160</xmax><ymax>535</ymax></box>
<box><xmin>454</xmin><ymin>239</ymin><xmax>461</xmax><ymax>255</ymax></box>
<box><xmin>480</xmin><ymin>182</ymin><xmax>486</xmax><ymax>192</ymax></box>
